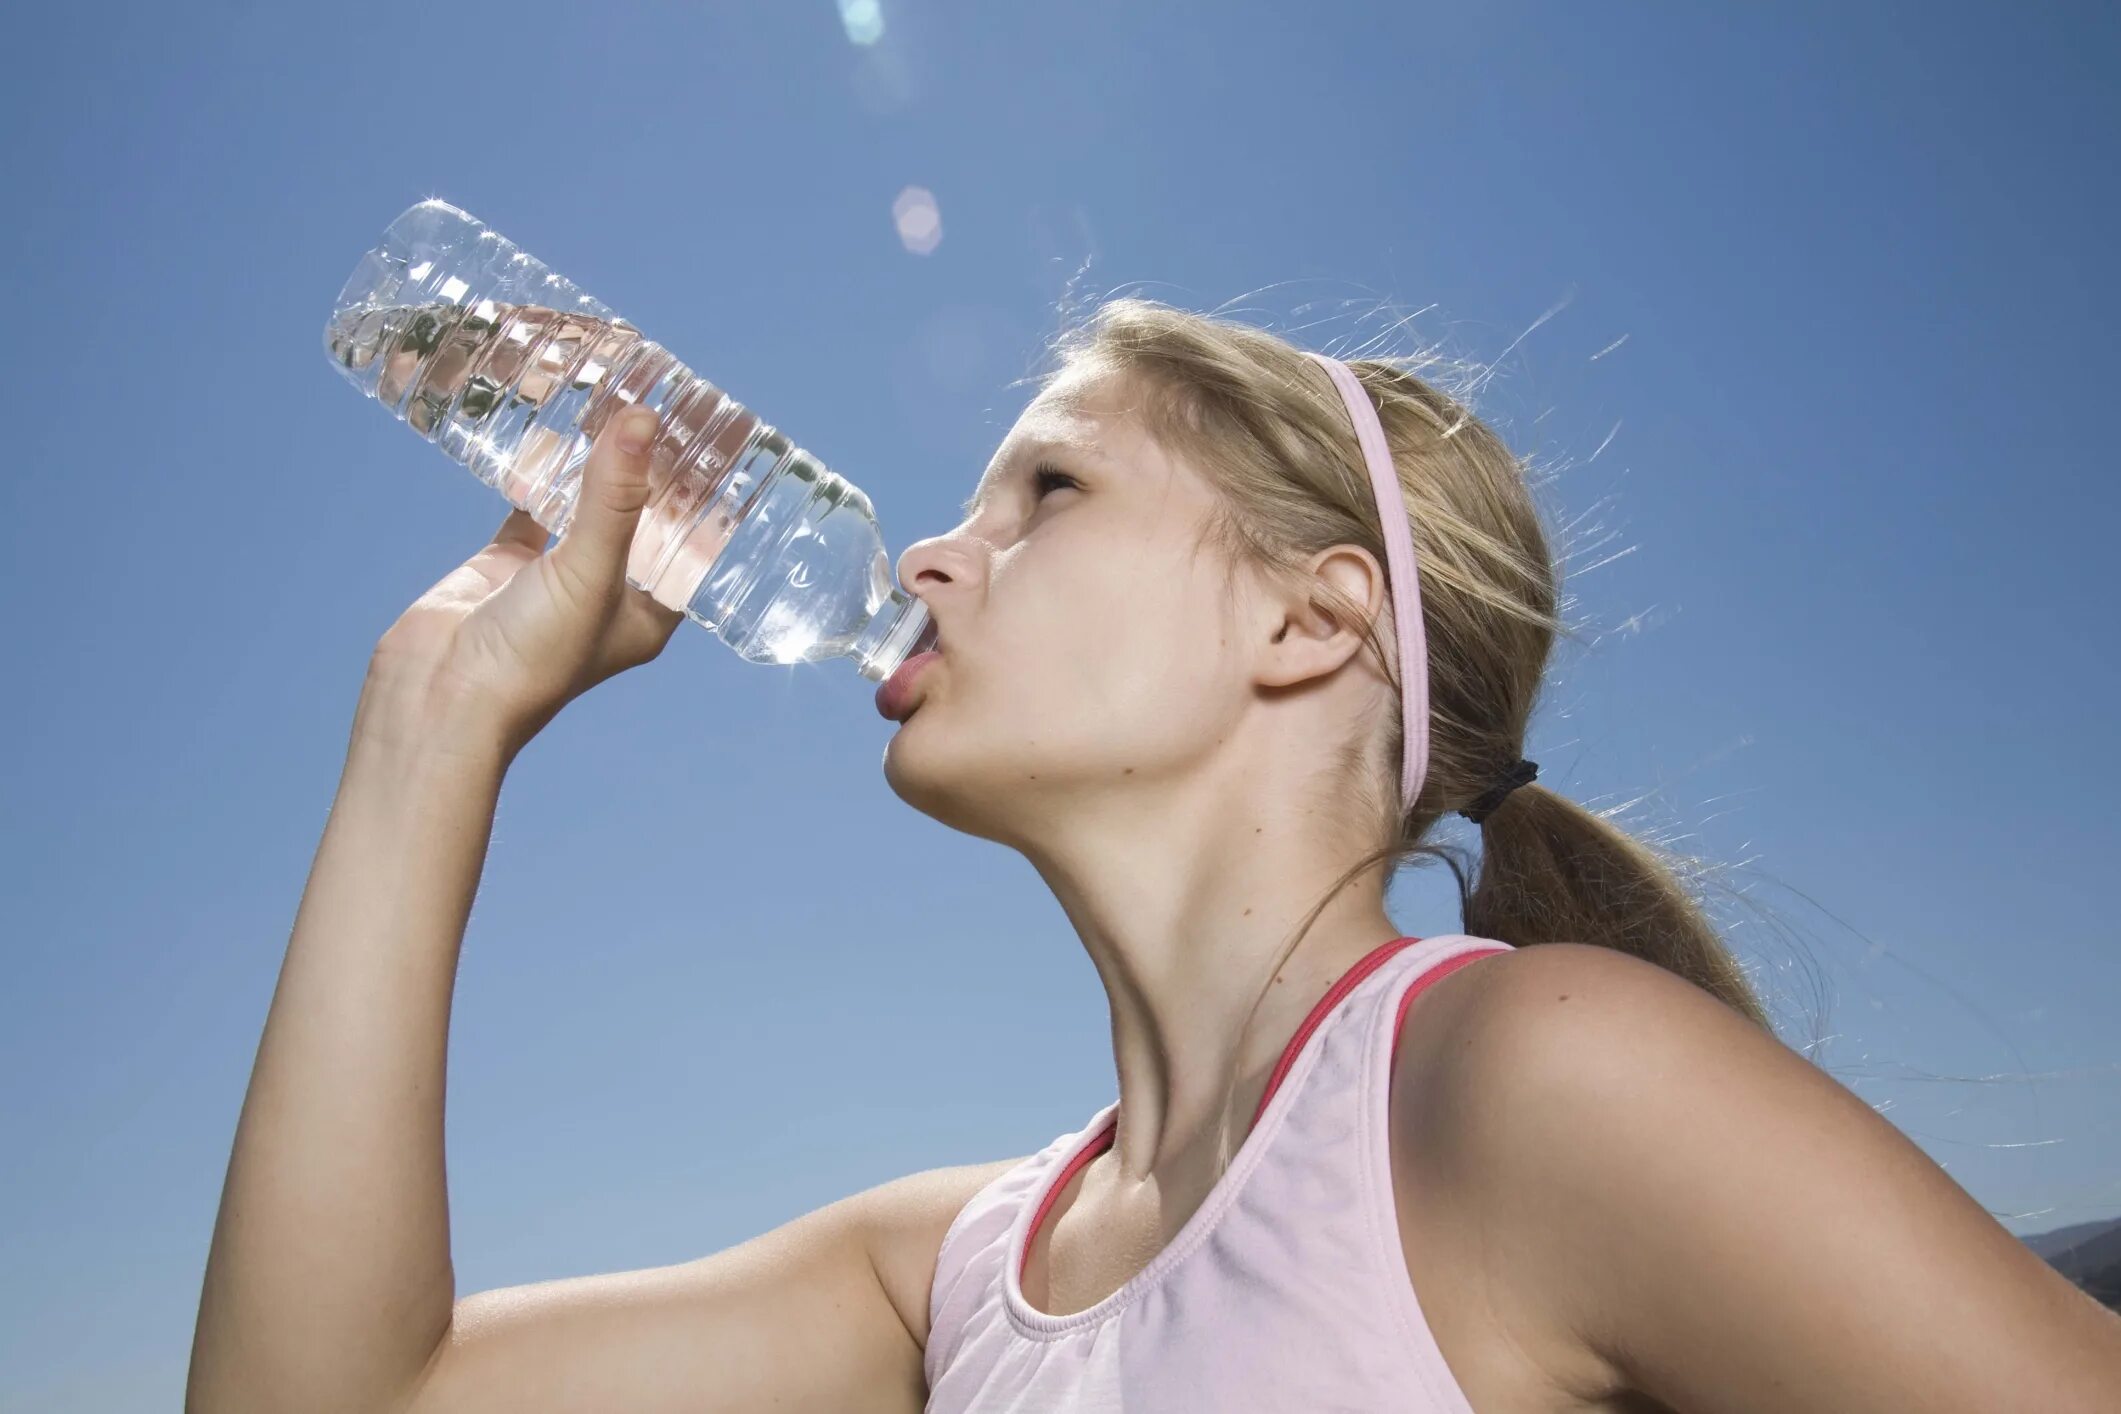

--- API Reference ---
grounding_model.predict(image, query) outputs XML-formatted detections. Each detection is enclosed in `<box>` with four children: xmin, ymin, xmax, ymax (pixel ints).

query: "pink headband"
<box><xmin>1302</xmin><ymin>352</ymin><xmax>1430</xmax><ymax>815</ymax></box>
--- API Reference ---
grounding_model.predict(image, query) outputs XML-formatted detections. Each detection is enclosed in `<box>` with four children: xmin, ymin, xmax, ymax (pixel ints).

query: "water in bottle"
<box><xmin>323</xmin><ymin>199</ymin><xmax>935</xmax><ymax>684</ymax></box>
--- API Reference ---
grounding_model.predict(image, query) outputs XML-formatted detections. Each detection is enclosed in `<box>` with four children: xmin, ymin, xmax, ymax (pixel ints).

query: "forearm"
<box><xmin>189</xmin><ymin>703</ymin><xmax>513</xmax><ymax>1414</ymax></box>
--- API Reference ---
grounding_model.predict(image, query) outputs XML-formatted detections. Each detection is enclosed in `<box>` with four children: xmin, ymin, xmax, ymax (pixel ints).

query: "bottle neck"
<box><xmin>850</xmin><ymin>590</ymin><xmax>932</xmax><ymax>683</ymax></box>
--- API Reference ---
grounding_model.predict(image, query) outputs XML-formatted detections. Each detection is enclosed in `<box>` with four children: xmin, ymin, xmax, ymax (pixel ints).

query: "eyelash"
<box><xmin>1032</xmin><ymin>463</ymin><xmax>1080</xmax><ymax>499</ymax></box>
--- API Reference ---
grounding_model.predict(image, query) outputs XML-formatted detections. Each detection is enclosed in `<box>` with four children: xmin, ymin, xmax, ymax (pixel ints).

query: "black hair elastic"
<box><xmin>1459</xmin><ymin>758</ymin><xmax>1538</xmax><ymax>825</ymax></box>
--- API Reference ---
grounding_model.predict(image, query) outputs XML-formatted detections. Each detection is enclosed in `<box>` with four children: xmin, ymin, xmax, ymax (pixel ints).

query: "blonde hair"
<box><xmin>1025</xmin><ymin>296</ymin><xmax>1772</xmax><ymax>1157</ymax></box>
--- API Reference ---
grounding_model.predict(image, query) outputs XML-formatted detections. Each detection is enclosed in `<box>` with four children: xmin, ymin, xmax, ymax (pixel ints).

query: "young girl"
<box><xmin>192</xmin><ymin>300</ymin><xmax>2121</xmax><ymax>1412</ymax></box>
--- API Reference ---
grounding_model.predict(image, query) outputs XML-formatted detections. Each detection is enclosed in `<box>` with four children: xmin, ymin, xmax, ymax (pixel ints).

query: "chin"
<box><xmin>881</xmin><ymin>714</ymin><xmax>968</xmax><ymax>821</ymax></box>
<box><xmin>881</xmin><ymin>722</ymin><xmax>1042</xmax><ymax>846</ymax></box>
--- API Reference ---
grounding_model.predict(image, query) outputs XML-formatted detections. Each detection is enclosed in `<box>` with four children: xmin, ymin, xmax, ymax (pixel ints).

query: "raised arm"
<box><xmin>187</xmin><ymin>408</ymin><xmax>1011</xmax><ymax>1413</ymax></box>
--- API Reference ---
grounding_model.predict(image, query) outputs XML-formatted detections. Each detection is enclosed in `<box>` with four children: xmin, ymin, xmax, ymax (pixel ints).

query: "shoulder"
<box><xmin>1386</xmin><ymin>944</ymin><xmax>1749</xmax><ymax>1380</ymax></box>
<box><xmin>854</xmin><ymin>1155</ymin><xmax>1033</xmax><ymax>1353</ymax></box>
<box><xmin>1389</xmin><ymin>940</ymin><xmax>1752</xmax><ymax>1128</ymax></box>
<box><xmin>1388</xmin><ymin>939</ymin><xmax>1794</xmax><ymax>1257</ymax></box>
<box><xmin>1386</xmin><ymin>944</ymin><xmax>1779</xmax><ymax>1388</ymax></box>
<box><xmin>1390</xmin><ymin>944</ymin><xmax>2121</xmax><ymax>1409</ymax></box>
<box><xmin>1391</xmin><ymin>938</ymin><xmax>1777</xmax><ymax>1108</ymax></box>
<box><xmin>1394</xmin><ymin>937</ymin><xmax>1760</xmax><ymax>1078</ymax></box>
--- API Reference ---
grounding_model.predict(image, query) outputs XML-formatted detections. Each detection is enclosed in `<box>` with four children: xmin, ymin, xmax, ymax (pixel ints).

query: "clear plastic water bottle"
<box><xmin>323</xmin><ymin>198</ymin><xmax>935</xmax><ymax>684</ymax></box>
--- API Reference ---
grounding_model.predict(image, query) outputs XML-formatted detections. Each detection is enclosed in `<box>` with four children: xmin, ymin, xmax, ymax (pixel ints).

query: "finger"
<box><xmin>550</xmin><ymin>406</ymin><xmax>659</xmax><ymax>594</ymax></box>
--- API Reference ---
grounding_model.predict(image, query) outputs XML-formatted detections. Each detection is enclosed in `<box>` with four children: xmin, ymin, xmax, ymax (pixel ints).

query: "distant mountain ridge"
<box><xmin>2018</xmin><ymin>1214</ymin><xmax>2121</xmax><ymax>1312</ymax></box>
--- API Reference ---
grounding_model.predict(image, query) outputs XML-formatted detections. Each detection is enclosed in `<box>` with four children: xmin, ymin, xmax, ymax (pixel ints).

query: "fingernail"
<box><xmin>618</xmin><ymin>409</ymin><xmax>657</xmax><ymax>454</ymax></box>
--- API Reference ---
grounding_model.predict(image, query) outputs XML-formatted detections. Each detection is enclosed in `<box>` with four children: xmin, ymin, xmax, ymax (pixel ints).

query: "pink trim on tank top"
<box><xmin>1018</xmin><ymin>933</ymin><xmax>1504</xmax><ymax>1284</ymax></box>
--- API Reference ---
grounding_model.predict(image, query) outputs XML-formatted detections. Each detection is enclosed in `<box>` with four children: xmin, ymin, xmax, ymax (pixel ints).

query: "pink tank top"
<box><xmin>923</xmin><ymin>933</ymin><xmax>1515</xmax><ymax>1412</ymax></box>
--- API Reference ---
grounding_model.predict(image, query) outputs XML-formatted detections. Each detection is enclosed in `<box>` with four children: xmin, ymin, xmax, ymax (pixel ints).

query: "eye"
<box><xmin>1032</xmin><ymin>463</ymin><xmax>1081</xmax><ymax>499</ymax></box>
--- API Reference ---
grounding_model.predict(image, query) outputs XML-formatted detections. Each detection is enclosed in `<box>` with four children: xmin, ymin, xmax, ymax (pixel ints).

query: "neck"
<box><xmin>1020</xmin><ymin>780</ymin><xmax>1400</xmax><ymax>1189</ymax></box>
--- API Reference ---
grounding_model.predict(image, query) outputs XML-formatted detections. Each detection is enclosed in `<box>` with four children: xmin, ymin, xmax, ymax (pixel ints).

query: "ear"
<box><xmin>1254</xmin><ymin>543</ymin><xmax>1392</xmax><ymax>690</ymax></box>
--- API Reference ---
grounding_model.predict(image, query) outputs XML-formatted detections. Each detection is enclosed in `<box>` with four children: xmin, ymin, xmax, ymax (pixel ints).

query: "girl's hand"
<box><xmin>362</xmin><ymin>406</ymin><xmax>684</xmax><ymax>760</ymax></box>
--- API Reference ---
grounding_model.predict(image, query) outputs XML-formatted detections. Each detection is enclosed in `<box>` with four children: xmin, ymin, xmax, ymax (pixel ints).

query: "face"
<box><xmin>881</xmin><ymin>365</ymin><xmax>1261</xmax><ymax>847</ymax></box>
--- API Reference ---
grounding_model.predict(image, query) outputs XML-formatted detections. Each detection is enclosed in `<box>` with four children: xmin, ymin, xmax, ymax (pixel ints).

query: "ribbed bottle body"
<box><xmin>323</xmin><ymin>199</ymin><xmax>931</xmax><ymax>682</ymax></box>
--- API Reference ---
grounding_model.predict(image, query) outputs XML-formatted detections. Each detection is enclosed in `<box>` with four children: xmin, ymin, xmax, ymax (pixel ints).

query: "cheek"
<box><xmin>986</xmin><ymin>535</ymin><xmax>1231</xmax><ymax>722</ymax></box>
<box><xmin>1051</xmin><ymin>613</ymin><xmax>1229</xmax><ymax>733</ymax></box>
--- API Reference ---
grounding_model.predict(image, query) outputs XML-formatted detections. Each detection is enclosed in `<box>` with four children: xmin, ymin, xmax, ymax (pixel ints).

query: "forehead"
<box><xmin>961</xmin><ymin>373</ymin><xmax>1143</xmax><ymax>514</ymax></box>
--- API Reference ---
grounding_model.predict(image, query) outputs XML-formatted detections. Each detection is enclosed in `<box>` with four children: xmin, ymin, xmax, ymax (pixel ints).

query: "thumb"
<box><xmin>552</xmin><ymin>405</ymin><xmax>659</xmax><ymax>591</ymax></box>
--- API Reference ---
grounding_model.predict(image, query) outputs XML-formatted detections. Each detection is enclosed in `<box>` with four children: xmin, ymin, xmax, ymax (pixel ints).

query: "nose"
<box><xmin>895</xmin><ymin>530</ymin><xmax>984</xmax><ymax>653</ymax></box>
<box><xmin>896</xmin><ymin>530</ymin><xmax>972</xmax><ymax>601</ymax></box>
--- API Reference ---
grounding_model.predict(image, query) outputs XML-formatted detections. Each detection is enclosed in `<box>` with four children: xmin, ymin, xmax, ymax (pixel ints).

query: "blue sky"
<box><xmin>3</xmin><ymin>2</ymin><xmax>2116</xmax><ymax>1406</ymax></box>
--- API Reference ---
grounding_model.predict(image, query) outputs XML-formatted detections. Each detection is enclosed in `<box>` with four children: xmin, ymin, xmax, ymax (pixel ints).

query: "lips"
<box><xmin>875</xmin><ymin>647</ymin><xmax>941</xmax><ymax>722</ymax></box>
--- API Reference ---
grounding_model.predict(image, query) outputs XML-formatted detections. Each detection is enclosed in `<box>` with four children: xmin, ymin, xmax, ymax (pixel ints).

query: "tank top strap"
<box><xmin>1387</xmin><ymin>934</ymin><xmax>1515</xmax><ymax>1069</ymax></box>
<box><xmin>924</xmin><ymin>1114</ymin><xmax>1103</xmax><ymax>1392</ymax></box>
